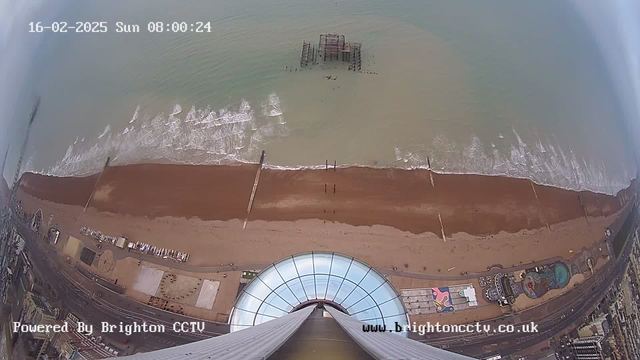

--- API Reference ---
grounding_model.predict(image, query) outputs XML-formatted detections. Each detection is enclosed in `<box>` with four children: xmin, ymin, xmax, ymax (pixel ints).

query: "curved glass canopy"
<box><xmin>229</xmin><ymin>252</ymin><xmax>409</xmax><ymax>333</ymax></box>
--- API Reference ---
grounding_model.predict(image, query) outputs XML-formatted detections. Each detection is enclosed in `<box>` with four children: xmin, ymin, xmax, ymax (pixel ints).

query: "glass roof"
<box><xmin>229</xmin><ymin>252</ymin><xmax>409</xmax><ymax>333</ymax></box>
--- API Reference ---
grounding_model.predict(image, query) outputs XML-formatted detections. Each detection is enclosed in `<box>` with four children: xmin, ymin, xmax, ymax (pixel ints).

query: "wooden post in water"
<box><xmin>427</xmin><ymin>157</ymin><xmax>435</xmax><ymax>187</ymax></box>
<box><xmin>259</xmin><ymin>150</ymin><xmax>265</xmax><ymax>165</ymax></box>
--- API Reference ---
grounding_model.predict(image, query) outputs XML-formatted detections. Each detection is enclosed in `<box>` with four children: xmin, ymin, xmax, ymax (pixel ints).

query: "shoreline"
<box><xmin>13</xmin><ymin>166</ymin><xmax>634</xmax><ymax>328</ymax></box>
<box><xmin>27</xmin><ymin>157</ymin><xmax>633</xmax><ymax>196</ymax></box>
<box><xmin>16</xmin><ymin>162</ymin><xmax>637</xmax><ymax>237</ymax></box>
<box><xmin>263</xmin><ymin>163</ymin><xmax>632</xmax><ymax>197</ymax></box>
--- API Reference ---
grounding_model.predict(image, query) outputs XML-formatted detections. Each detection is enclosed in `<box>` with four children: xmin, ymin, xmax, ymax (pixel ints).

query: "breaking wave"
<box><xmin>393</xmin><ymin>129</ymin><xmax>633</xmax><ymax>195</ymax></box>
<box><xmin>38</xmin><ymin>90</ymin><xmax>632</xmax><ymax>195</ymax></box>
<box><xmin>129</xmin><ymin>105</ymin><xmax>139</xmax><ymax>123</ymax></box>
<box><xmin>262</xmin><ymin>92</ymin><xmax>285</xmax><ymax>124</ymax></box>
<box><xmin>97</xmin><ymin>125</ymin><xmax>111</xmax><ymax>139</ymax></box>
<box><xmin>45</xmin><ymin>94</ymin><xmax>290</xmax><ymax>177</ymax></box>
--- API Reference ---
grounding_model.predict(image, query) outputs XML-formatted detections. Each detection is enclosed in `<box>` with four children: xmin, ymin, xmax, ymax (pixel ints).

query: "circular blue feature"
<box><xmin>554</xmin><ymin>263</ymin><xmax>570</xmax><ymax>287</ymax></box>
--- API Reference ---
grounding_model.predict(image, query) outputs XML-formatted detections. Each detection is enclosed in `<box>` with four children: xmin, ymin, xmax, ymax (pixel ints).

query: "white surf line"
<box><xmin>244</xmin><ymin>150</ymin><xmax>266</xmax><ymax>229</ymax></box>
<box><xmin>438</xmin><ymin>211</ymin><xmax>446</xmax><ymax>242</ymax></box>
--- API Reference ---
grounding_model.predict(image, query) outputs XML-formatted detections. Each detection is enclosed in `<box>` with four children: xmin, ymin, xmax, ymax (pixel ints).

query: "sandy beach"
<box><xmin>18</xmin><ymin>164</ymin><xmax>636</xmax><ymax>236</ymax></box>
<box><xmin>12</xmin><ymin>163</ymin><xmax>637</xmax><ymax>328</ymax></box>
<box><xmin>15</xmin><ymin>163</ymin><xmax>636</xmax><ymax>275</ymax></box>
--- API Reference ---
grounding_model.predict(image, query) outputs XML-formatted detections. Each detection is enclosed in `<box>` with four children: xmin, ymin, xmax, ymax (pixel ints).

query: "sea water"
<box><xmin>3</xmin><ymin>0</ymin><xmax>637</xmax><ymax>195</ymax></box>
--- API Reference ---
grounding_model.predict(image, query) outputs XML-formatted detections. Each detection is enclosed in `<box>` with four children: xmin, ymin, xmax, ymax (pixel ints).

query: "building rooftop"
<box><xmin>229</xmin><ymin>252</ymin><xmax>409</xmax><ymax>333</ymax></box>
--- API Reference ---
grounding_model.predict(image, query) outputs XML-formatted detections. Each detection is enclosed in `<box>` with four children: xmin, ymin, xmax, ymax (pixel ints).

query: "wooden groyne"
<box><xmin>84</xmin><ymin>157</ymin><xmax>111</xmax><ymax>212</ymax></box>
<box><xmin>244</xmin><ymin>150</ymin><xmax>266</xmax><ymax>229</ymax></box>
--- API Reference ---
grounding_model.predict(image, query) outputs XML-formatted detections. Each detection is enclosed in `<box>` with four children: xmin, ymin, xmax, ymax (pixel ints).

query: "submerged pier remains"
<box><xmin>300</xmin><ymin>34</ymin><xmax>362</xmax><ymax>71</ymax></box>
<box><xmin>300</xmin><ymin>40</ymin><xmax>315</xmax><ymax>67</ymax></box>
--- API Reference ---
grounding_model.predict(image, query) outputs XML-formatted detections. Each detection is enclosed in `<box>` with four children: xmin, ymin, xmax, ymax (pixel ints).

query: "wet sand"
<box><xmin>253</xmin><ymin>167</ymin><xmax>635</xmax><ymax>236</ymax></box>
<box><xmin>13</xmin><ymin>178</ymin><xmax>629</xmax><ymax>276</ymax></box>
<box><xmin>20</xmin><ymin>172</ymin><xmax>98</xmax><ymax>207</ymax></box>
<box><xmin>14</xmin><ymin>190</ymin><xmax>624</xmax><ymax>276</ymax></box>
<box><xmin>17</xmin><ymin>163</ymin><xmax>636</xmax><ymax>237</ymax></box>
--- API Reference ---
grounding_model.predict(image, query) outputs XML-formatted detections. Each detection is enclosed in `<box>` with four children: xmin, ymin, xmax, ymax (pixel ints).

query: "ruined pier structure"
<box><xmin>300</xmin><ymin>34</ymin><xmax>362</xmax><ymax>71</ymax></box>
